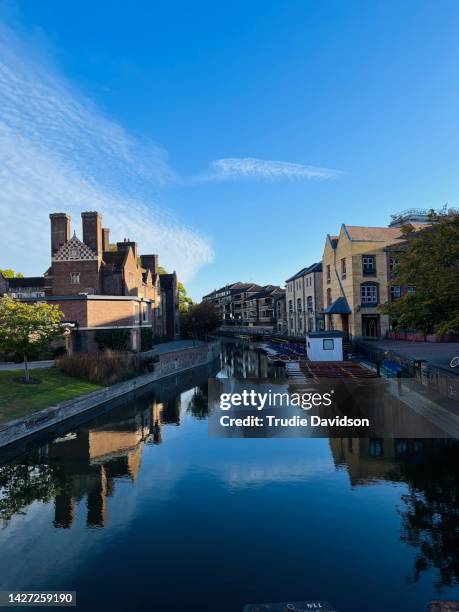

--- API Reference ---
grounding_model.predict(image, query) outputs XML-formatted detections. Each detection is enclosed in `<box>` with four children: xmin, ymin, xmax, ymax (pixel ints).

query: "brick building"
<box><xmin>1</xmin><ymin>211</ymin><xmax>180</xmax><ymax>351</ymax></box>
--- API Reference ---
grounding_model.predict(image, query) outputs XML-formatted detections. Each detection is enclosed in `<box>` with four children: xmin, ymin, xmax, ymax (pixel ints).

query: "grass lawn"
<box><xmin>0</xmin><ymin>367</ymin><xmax>102</xmax><ymax>423</ymax></box>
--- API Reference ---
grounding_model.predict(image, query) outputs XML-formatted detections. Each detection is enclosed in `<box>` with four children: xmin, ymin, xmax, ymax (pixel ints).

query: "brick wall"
<box><xmin>87</xmin><ymin>299</ymin><xmax>138</xmax><ymax>328</ymax></box>
<box><xmin>50</xmin><ymin>260</ymin><xmax>101</xmax><ymax>295</ymax></box>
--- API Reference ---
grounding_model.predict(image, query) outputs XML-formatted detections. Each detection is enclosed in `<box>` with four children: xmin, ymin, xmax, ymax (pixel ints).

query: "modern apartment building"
<box><xmin>285</xmin><ymin>262</ymin><xmax>324</xmax><ymax>337</ymax></box>
<box><xmin>203</xmin><ymin>282</ymin><xmax>286</xmax><ymax>333</ymax></box>
<box><xmin>203</xmin><ymin>283</ymin><xmax>263</xmax><ymax>322</ymax></box>
<box><xmin>241</xmin><ymin>285</ymin><xmax>286</xmax><ymax>333</ymax></box>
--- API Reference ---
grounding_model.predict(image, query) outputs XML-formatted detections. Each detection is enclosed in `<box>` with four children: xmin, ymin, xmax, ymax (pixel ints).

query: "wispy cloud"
<box><xmin>0</xmin><ymin>23</ymin><xmax>213</xmax><ymax>282</ymax></box>
<box><xmin>193</xmin><ymin>157</ymin><xmax>343</xmax><ymax>183</ymax></box>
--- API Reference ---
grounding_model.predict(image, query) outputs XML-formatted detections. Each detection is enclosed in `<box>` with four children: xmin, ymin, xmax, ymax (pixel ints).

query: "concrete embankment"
<box><xmin>0</xmin><ymin>341</ymin><xmax>220</xmax><ymax>450</ymax></box>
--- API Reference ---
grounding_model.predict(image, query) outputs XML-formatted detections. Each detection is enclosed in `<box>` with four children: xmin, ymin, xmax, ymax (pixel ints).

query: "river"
<box><xmin>0</xmin><ymin>339</ymin><xmax>458</xmax><ymax>611</ymax></box>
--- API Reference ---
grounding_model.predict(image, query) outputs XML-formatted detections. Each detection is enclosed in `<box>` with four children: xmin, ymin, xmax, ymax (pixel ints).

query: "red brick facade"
<box><xmin>6</xmin><ymin>210</ymin><xmax>180</xmax><ymax>352</ymax></box>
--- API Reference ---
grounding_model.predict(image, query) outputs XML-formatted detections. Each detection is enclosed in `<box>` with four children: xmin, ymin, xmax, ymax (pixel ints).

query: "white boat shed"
<box><xmin>306</xmin><ymin>331</ymin><xmax>346</xmax><ymax>362</ymax></box>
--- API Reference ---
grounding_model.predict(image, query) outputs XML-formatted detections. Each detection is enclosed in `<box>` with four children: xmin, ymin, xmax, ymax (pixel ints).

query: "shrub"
<box><xmin>56</xmin><ymin>350</ymin><xmax>153</xmax><ymax>385</ymax></box>
<box><xmin>94</xmin><ymin>328</ymin><xmax>131</xmax><ymax>351</ymax></box>
<box><xmin>140</xmin><ymin>327</ymin><xmax>153</xmax><ymax>351</ymax></box>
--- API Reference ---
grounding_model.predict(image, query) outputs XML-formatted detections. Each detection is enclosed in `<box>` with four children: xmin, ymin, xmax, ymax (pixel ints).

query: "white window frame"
<box><xmin>361</xmin><ymin>284</ymin><xmax>378</xmax><ymax>304</ymax></box>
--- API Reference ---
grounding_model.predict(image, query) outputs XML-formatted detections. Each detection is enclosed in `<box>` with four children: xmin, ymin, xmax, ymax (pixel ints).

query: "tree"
<box><xmin>380</xmin><ymin>211</ymin><xmax>459</xmax><ymax>335</ymax></box>
<box><xmin>0</xmin><ymin>297</ymin><xmax>64</xmax><ymax>381</ymax></box>
<box><xmin>181</xmin><ymin>302</ymin><xmax>220</xmax><ymax>340</ymax></box>
<box><xmin>178</xmin><ymin>281</ymin><xmax>193</xmax><ymax>312</ymax></box>
<box><xmin>397</xmin><ymin>440</ymin><xmax>459</xmax><ymax>591</ymax></box>
<box><xmin>0</xmin><ymin>269</ymin><xmax>24</xmax><ymax>278</ymax></box>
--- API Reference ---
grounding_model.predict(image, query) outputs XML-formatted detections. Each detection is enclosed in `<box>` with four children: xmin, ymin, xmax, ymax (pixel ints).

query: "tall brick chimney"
<box><xmin>50</xmin><ymin>213</ymin><xmax>71</xmax><ymax>256</ymax></box>
<box><xmin>81</xmin><ymin>212</ymin><xmax>102</xmax><ymax>256</ymax></box>
<box><xmin>102</xmin><ymin>227</ymin><xmax>110</xmax><ymax>252</ymax></box>
<box><xmin>141</xmin><ymin>254</ymin><xmax>159</xmax><ymax>274</ymax></box>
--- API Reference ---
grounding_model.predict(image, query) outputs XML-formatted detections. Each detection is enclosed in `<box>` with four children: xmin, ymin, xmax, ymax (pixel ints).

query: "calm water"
<box><xmin>0</xmin><ymin>340</ymin><xmax>458</xmax><ymax>612</ymax></box>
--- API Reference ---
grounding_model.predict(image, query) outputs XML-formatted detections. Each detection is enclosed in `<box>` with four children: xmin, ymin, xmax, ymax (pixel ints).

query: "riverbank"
<box><xmin>0</xmin><ymin>369</ymin><xmax>101</xmax><ymax>423</ymax></box>
<box><xmin>0</xmin><ymin>340</ymin><xmax>220</xmax><ymax>450</ymax></box>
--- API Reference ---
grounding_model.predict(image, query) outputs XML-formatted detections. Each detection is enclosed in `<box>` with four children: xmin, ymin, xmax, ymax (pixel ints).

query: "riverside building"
<box><xmin>1</xmin><ymin>211</ymin><xmax>180</xmax><ymax>352</ymax></box>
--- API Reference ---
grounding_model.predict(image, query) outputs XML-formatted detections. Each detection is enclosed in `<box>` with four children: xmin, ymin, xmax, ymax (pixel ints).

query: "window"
<box><xmin>69</xmin><ymin>247</ymin><xmax>79</xmax><ymax>259</ymax></box>
<box><xmin>288</xmin><ymin>299</ymin><xmax>293</xmax><ymax>313</ymax></box>
<box><xmin>297</xmin><ymin>298</ymin><xmax>302</xmax><ymax>312</ymax></box>
<box><xmin>407</xmin><ymin>286</ymin><xmax>416</xmax><ymax>294</ymax></box>
<box><xmin>341</xmin><ymin>258</ymin><xmax>346</xmax><ymax>279</ymax></box>
<box><xmin>361</xmin><ymin>283</ymin><xmax>378</xmax><ymax>305</ymax></box>
<box><xmin>369</xmin><ymin>439</ymin><xmax>383</xmax><ymax>458</ymax></box>
<box><xmin>326</xmin><ymin>288</ymin><xmax>332</xmax><ymax>307</ymax></box>
<box><xmin>323</xmin><ymin>338</ymin><xmax>334</xmax><ymax>350</ymax></box>
<box><xmin>142</xmin><ymin>303</ymin><xmax>148</xmax><ymax>322</ymax></box>
<box><xmin>362</xmin><ymin>255</ymin><xmax>376</xmax><ymax>275</ymax></box>
<box><xmin>307</xmin><ymin>296</ymin><xmax>313</xmax><ymax>311</ymax></box>
<box><xmin>390</xmin><ymin>285</ymin><xmax>401</xmax><ymax>301</ymax></box>
<box><xmin>69</xmin><ymin>272</ymin><xmax>80</xmax><ymax>284</ymax></box>
<box><xmin>326</xmin><ymin>264</ymin><xmax>331</xmax><ymax>283</ymax></box>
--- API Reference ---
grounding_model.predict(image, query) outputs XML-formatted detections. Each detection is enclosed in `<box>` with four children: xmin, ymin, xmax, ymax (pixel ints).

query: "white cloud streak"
<box><xmin>0</xmin><ymin>23</ymin><xmax>213</xmax><ymax>282</ymax></box>
<box><xmin>194</xmin><ymin>157</ymin><xmax>343</xmax><ymax>182</ymax></box>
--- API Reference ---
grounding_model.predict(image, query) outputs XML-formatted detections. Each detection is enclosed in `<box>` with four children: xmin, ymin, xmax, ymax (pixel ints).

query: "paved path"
<box><xmin>150</xmin><ymin>340</ymin><xmax>207</xmax><ymax>355</ymax></box>
<box><xmin>0</xmin><ymin>360</ymin><xmax>54</xmax><ymax>371</ymax></box>
<box><xmin>358</xmin><ymin>338</ymin><xmax>459</xmax><ymax>372</ymax></box>
<box><xmin>386</xmin><ymin>378</ymin><xmax>459</xmax><ymax>439</ymax></box>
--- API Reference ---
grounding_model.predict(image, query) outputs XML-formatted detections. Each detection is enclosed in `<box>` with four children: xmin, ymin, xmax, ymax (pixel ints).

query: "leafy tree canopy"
<box><xmin>381</xmin><ymin>211</ymin><xmax>459</xmax><ymax>334</ymax></box>
<box><xmin>180</xmin><ymin>301</ymin><xmax>220</xmax><ymax>340</ymax></box>
<box><xmin>0</xmin><ymin>297</ymin><xmax>64</xmax><ymax>380</ymax></box>
<box><xmin>0</xmin><ymin>269</ymin><xmax>24</xmax><ymax>278</ymax></box>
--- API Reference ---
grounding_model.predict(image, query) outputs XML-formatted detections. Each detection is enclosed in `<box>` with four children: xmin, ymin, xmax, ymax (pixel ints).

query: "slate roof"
<box><xmin>8</xmin><ymin>276</ymin><xmax>45</xmax><ymax>288</ymax></box>
<box><xmin>285</xmin><ymin>262</ymin><xmax>322</xmax><ymax>283</ymax></box>
<box><xmin>244</xmin><ymin>285</ymin><xmax>284</xmax><ymax>301</ymax></box>
<box><xmin>324</xmin><ymin>296</ymin><xmax>352</xmax><ymax>315</ymax></box>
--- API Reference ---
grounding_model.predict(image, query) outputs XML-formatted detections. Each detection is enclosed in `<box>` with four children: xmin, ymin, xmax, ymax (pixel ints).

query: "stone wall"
<box><xmin>0</xmin><ymin>342</ymin><xmax>220</xmax><ymax>449</ymax></box>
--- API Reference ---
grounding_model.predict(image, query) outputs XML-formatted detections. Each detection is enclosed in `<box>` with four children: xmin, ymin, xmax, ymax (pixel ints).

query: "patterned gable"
<box><xmin>53</xmin><ymin>234</ymin><xmax>98</xmax><ymax>261</ymax></box>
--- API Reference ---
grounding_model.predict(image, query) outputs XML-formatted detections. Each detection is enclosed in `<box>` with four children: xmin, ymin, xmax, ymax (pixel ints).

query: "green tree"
<box><xmin>181</xmin><ymin>302</ymin><xmax>220</xmax><ymax>340</ymax></box>
<box><xmin>0</xmin><ymin>269</ymin><xmax>24</xmax><ymax>278</ymax></box>
<box><xmin>0</xmin><ymin>297</ymin><xmax>64</xmax><ymax>381</ymax></box>
<box><xmin>380</xmin><ymin>211</ymin><xmax>459</xmax><ymax>334</ymax></box>
<box><xmin>178</xmin><ymin>281</ymin><xmax>193</xmax><ymax>312</ymax></box>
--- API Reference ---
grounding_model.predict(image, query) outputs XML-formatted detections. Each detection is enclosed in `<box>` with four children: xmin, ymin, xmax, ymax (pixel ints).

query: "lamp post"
<box><xmin>61</xmin><ymin>322</ymin><xmax>77</xmax><ymax>356</ymax></box>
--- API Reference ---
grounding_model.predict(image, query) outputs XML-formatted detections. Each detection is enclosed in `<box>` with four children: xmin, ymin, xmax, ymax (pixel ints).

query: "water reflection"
<box><xmin>219</xmin><ymin>338</ymin><xmax>285</xmax><ymax>379</ymax></box>
<box><xmin>0</xmin><ymin>340</ymin><xmax>457</xmax><ymax>607</ymax></box>
<box><xmin>0</xmin><ymin>363</ymin><xmax>212</xmax><ymax>529</ymax></box>
<box><xmin>331</xmin><ymin>436</ymin><xmax>459</xmax><ymax>591</ymax></box>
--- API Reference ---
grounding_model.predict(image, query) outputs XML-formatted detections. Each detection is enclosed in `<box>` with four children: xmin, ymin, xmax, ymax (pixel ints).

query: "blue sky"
<box><xmin>0</xmin><ymin>1</ymin><xmax>458</xmax><ymax>299</ymax></box>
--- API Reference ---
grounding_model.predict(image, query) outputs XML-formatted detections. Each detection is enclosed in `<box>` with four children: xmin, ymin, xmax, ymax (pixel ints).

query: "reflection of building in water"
<box><xmin>46</xmin><ymin>400</ymin><xmax>166</xmax><ymax>528</ymax></box>
<box><xmin>220</xmin><ymin>340</ymin><xmax>280</xmax><ymax>379</ymax></box>
<box><xmin>1</xmin><ymin>362</ymin><xmax>218</xmax><ymax>530</ymax></box>
<box><xmin>329</xmin><ymin>437</ymin><xmax>432</xmax><ymax>486</ymax></box>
